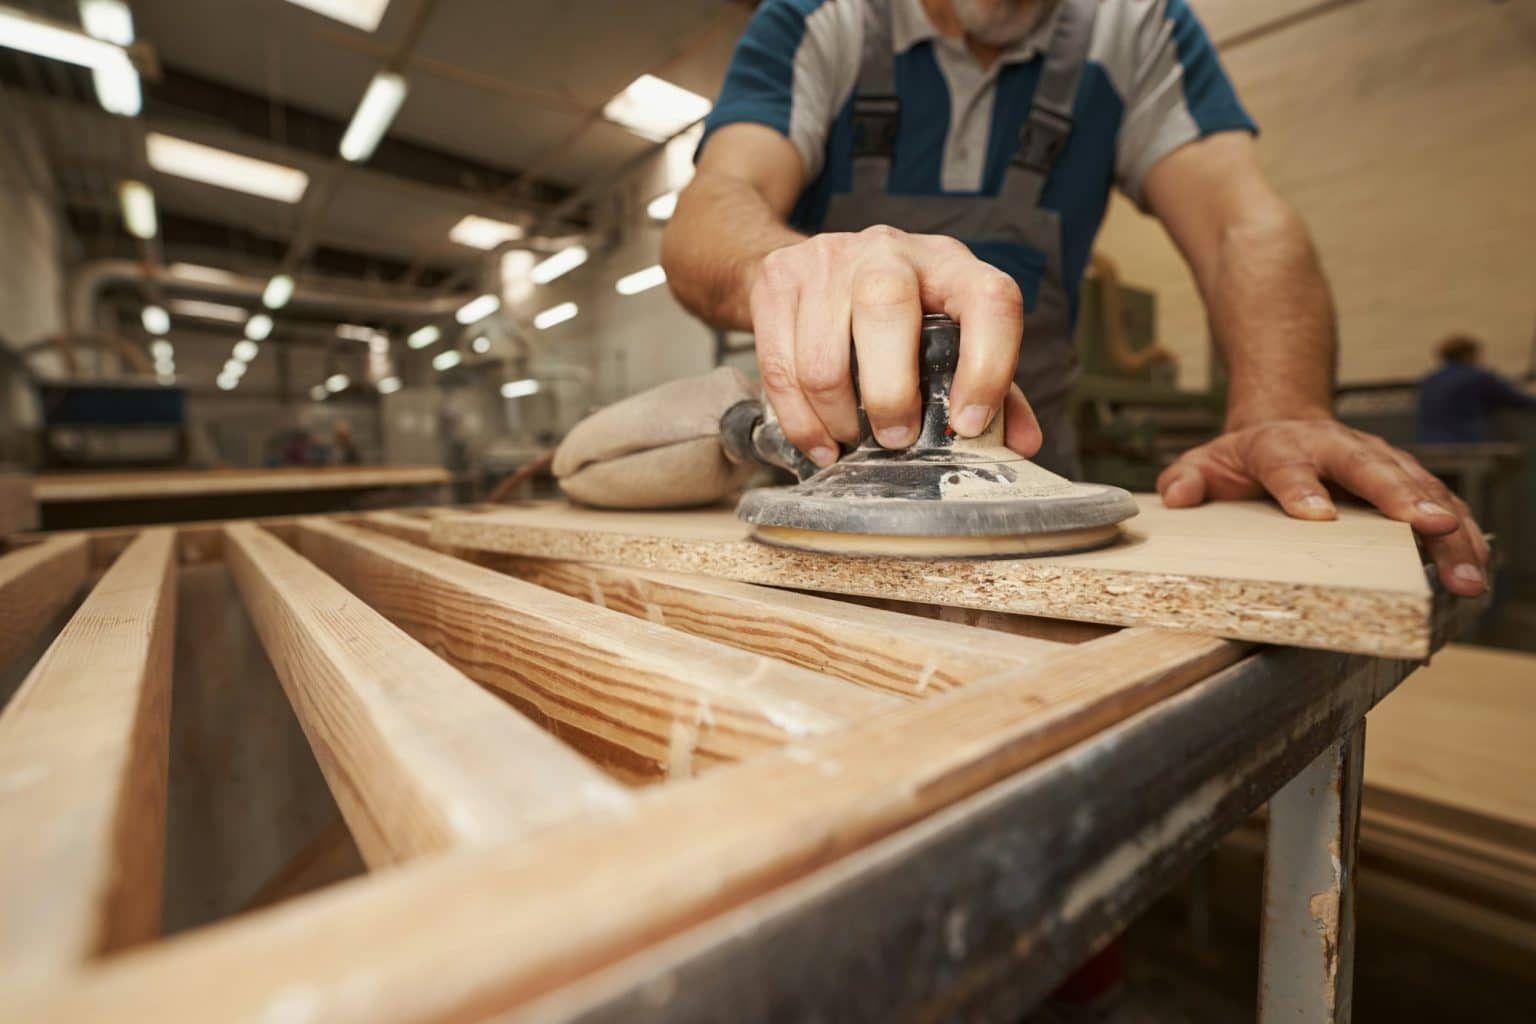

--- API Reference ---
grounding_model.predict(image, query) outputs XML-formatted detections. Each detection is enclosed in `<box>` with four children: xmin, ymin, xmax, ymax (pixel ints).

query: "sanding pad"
<box><xmin>734</xmin><ymin>313</ymin><xmax>1138</xmax><ymax>558</ymax></box>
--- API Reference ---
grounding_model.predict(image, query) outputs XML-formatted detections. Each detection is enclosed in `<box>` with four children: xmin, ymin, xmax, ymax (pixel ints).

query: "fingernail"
<box><xmin>953</xmin><ymin>404</ymin><xmax>993</xmax><ymax>437</ymax></box>
<box><xmin>875</xmin><ymin>424</ymin><xmax>912</xmax><ymax>449</ymax></box>
<box><xmin>1300</xmin><ymin>494</ymin><xmax>1333</xmax><ymax>513</ymax></box>
<box><xmin>1416</xmin><ymin>500</ymin><xmax>1452</xmax><ymax>518</ymax></box>
<box><xmin>1452</xmin><ymin>563</ymin><xmax>1485</xmax><ymax>587</ymax></box>
<box><xmin>808</xmin><ymin>445</ymin><xmax>838</xmax><ymax>468</ymax></box>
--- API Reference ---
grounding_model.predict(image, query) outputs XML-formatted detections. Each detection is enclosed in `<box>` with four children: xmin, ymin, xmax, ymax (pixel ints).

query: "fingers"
<box><xmin>1380</xmin><ymin>447</ymin><xmax>1489</xmax><ymax>595</ymax></box>
<box><xmin>914</xmin><ymin>241</ymin><xmax>1023</xmax><ymax>437</ymax></box>
<box><xmin>1244</xmin><ymin>435</ymin><xmax>1338</xmax><ymax>520</ymax></box>
<box><xmin>1156</xmin><ymin>458</ymin><xmax>1209</xmax><ymax>508</ymax></box>
<box><xmin>750</xmin><ymin>250</ymin><xmax>838</xmax><ymax>467</ymax></box>
<box><xmin>1003</xmin><ymin>384</ymin><xmax>1042</xmax><ymax>456</ymax></box>
<box><xmin>1318</xmin><ymin>435</ymin><xmax>1461</xmax><ymax>534</ymax></box>
<box><xmin>793</xmin><ymin>270</ymin><xmax>859</xmax><ymax>445</ymax></box>
<box><xmin>850</xmin><ymin>254</ymin><xmax>922</xmax><ymax>448</ymax></box>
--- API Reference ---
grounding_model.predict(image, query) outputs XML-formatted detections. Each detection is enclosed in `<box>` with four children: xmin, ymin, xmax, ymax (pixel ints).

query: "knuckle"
<box><xmin>852</xmin><ymin>268</ymin><xmax>913</xmax><ymax>309</ymax></box>
<box><xmin>797</xmin><ymin>360</ymin><xmax>849</xmax><ymax>399</ymax></box>
<box><xmin>969</xmin><ymin>272</ymin><xmax>1024</xmax><ymax>314</ymax></box>
<box><xmin>859</xmin><ymin>224</ymin><xmax>904</xmax><ymax>247</ymax></box>
<box><xmin>757</xmin><ymin>354</ymin><xmax>797</xmax><ymax>393</ymax></box>
<box><xmin>756</xmin><ymin>251</ymin><xmax>798</xmax><ymax>292</ymax></box>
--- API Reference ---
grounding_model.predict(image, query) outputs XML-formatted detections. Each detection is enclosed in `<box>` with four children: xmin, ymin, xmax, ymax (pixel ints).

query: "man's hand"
<box><xmin>1157</xmin><ymin>419</ymin><xmax>1489</xmax><ymax>596</ymax></box>
<box><xmin>748</xmin><ymin>225</ymin><xmax>1042</xmax><ymax>467</ymax></box>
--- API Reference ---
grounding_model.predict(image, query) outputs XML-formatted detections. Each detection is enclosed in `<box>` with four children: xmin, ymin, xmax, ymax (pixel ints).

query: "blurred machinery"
<box><xmin>35</xmin><ymin>379</ymin><xmax>189</xmax><ymax>471</ymax></box>
<box><xmin>1071</xmin><ymin>254</ymin><xmax>1224</xmax><ymax>492</ymax></box>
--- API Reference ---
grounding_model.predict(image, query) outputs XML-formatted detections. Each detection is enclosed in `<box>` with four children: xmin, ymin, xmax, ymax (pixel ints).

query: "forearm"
<box><xmin>661</xmin><ymin>170</ymin><xmax>805</xmax><ymax>331</ymax></box>
<box><xmin>1199</xmin><ymin>200</ymin><xmax>1337</xmax><ymax>429</ymax></box>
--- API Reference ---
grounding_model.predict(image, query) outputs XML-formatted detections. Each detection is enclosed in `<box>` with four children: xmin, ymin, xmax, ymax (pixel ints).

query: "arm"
<box><xmin>1478</xmin><ymin>368</ymin><xmax>1536</xmax><ymax>411</ymax></box>
<box><xmin>662</xmin><ymin>125</ymin><xmax>1041</xmax><ymax>468</ymax></box>
<box><xmin>1146</xmin><ymin>133</ymin><xmax>1489</xmax><ymax>595</ymax></box>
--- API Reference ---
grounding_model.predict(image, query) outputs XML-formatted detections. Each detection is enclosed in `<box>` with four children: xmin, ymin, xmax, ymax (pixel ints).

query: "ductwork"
<box><xmin>68</xmin><ymin>260</ymin><xmax>480</xmax><ymax>335</ymax></box>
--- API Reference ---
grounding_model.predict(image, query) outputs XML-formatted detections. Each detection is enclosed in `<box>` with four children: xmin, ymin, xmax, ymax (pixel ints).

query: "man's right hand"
<box><xmin>745</xmin><ymin>225</ymin><xmax>1041</xmax><ymax>467</ymax></box>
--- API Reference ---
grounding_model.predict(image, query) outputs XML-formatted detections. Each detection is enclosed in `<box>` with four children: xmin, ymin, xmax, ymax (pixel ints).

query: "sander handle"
<box><xmin>719</xmin><ymin>399</ymin><xmax>820</xmax><ymax>482</ymax></box>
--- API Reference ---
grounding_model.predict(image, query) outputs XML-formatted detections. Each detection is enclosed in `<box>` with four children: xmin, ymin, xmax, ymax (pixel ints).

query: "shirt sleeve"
<box><xmin>699</xmin><ymin>0</ymin><xmax>861</xmax><ymax>183</ymax></box>
<box><xmin>1114</xmin><ymin>0</ymin><xmax>1257</xmax><ymax>209</ymax></box>
<box><xmin>1478</xmin><ymin>369</ymin><xmax>1536</xmax><ymax>410</ymax></box>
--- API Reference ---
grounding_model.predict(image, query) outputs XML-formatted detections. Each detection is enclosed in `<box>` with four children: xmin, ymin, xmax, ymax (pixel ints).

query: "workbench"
<box><xmin>0</xmin><ymin>504</ymin><xmax>1478</xmax><ymax>1023</ymax></box>
<box><xmin>31</xmin><ymin>465</ymin><xmax>453</xmax><ymax>530</ymax></box>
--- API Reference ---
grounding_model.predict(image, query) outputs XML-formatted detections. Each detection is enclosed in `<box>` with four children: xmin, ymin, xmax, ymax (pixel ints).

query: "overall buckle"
<box><xmin>852</xmin><ymin>95</ymin><xmax>900</xmax><ymax>159</ymax></box>
<box><xmin>1013</xmin><ymin>107</ymin><xmax>1073</xmax><ymax>173</ymax></box>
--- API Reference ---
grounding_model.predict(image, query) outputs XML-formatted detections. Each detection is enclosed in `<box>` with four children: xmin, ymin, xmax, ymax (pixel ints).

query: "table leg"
<box><xmin>1258</xmin><ymin>722</ymin><xmax>1365</xmax><ymax>1024</ymax></box>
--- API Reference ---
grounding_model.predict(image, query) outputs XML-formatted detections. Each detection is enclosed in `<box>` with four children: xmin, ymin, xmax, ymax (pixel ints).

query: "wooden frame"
<box><xmin>0</xmin><ymin>508</ymin><xmax>1472</xmax><ymax>1021</ymax></box>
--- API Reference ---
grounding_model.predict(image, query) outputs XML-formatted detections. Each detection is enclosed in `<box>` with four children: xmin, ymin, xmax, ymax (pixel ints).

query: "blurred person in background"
<box><xmin>333</xmin><ymin>420</ymin><xmax>361</xmax><ymax>465</ymax></box>
<box><xmin>1418</xmin><ymin>334</ymin><xmax>1536</xmax><ymax>444</ymax></box>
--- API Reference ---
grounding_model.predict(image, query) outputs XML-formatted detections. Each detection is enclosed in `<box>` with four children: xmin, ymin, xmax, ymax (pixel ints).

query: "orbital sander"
<box><xmin>719</xmin><ymin>314</ymin><xmax>1138</xmax><ymax>557</ymax></box>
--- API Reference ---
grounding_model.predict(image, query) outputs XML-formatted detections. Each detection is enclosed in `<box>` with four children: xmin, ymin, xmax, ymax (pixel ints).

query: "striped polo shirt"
<box><xmin>701</xmin><ymin>0</ymin><xmax>1256</xmax><ymax>322</ymax></box>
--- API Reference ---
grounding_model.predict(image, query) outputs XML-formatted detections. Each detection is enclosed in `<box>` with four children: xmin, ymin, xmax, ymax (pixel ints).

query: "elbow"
<box><xmin>1219</xmin><ymin>194</ymin><xmax>1311</xmax><ymax>259</ymax></box>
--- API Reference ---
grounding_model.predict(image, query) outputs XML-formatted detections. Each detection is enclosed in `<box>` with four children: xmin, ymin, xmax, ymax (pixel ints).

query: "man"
<box><xmin>1419</xmin><ymin>334</ymin><xmax>1536</xmax><ymax>444</ymax></box>
<box><xmin>661</xmin><ymin>0</ymin><xmax>1489</xmax><ymax>596</ymax></box>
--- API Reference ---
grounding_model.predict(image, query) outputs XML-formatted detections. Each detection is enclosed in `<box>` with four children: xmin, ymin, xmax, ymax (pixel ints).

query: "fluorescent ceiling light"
<box><xmin>118</xmin><ymin>180</ymin><xmax>156</xmax><ymax>239</ymax></box>
<box><xmin>534</xmin><ymin>301</ymin><xmax>578</xmax><ymax>331</ymax></box>
<box><xmin>0</xmin><ymin>6</ymin><xmax>122</xmax><ymax>67</ymax></box>
<box><xmin>367</xmin><ymin>334</ymin><xmax>390</xmax><ymax>354</ymax></box>
<box><xmin>455</xmin><ymin>293</ymin><xmax>500</xmax><ymax>325</ymax></box>
<box><xmin>309</xmin><ymin>384</ymin><xmax>328</xmax><ymax>401</ymax></box>
<box><xmin>169</xmin><ymin>298</ymin><xmax>248</xmax><ymax>323</ymax></box>
<box><xmin>262</xmin><ymin>273</ymin><xmax>295</xmax><ymax>309</ymax></box>
<box><xmin>471</xmin><ymin>335</ymin><xmax>490</xmax><ymax>354</ymax></box>
<box><xmin>141</xmin><ymin>305</ymin><xmax>170</xmax><ymax>335</ymax></box>
<box><xmin>217</xmin><ymin>375</ymin><xmax>238</xmax><ymax>391</ymax></box>
<box><xmin>616</xmin><ymin>264</ymin><xmax>667</xmax><ymax>296</ymax></box>
<box><xmin>154</xmin><ymin>358</ymin><xmax>174</xmax><ymax>375</ymax></box>
<box><xmin>169</xmin><ymin>262</ymin><xmax>239</xmax><ymax>285</ymax></box>
<box><xmin>284</xmin><ymin>0</ymin><xmax>391</xmax><ymax>32</ymax></box>
<box><xmin>530</xmin><ymin>245</ymin><xmax>587</xmax><ymax>285</ymax></box>
<box><xmin>223</xmin><ymin>359</ymin><xmax>246</xmax><ymax>377</ymax></box>
<box><xmin>158</xmin><ymin>373</ymin><xmax>175</xmax><ymax>386</ymax></box>
<box><xmin>336</xmin><ymin>323</ymin><xmax>374</xmax><ymax>341</ymax></box>
<box><xmin>244</xmin><ymin>313</ymin><xmax>274</xmax><ymax>341</ymax></box>
<box><xmin>377</xmin><ymin>375</ymin><xmax>401</xmax><ymax>395</ymax></box>
<box><xmin>79</xmin><ymin>0</ymin><xmax>133</xmax><ymax>45</ymax></box>
<box><xmin>450</xmin><ymin>214</ymin><xmax>525</xmax><ymax>251</ymax></box>
<box><xmin>407</xmin><ymin>324</ymin><xmax>440</xmax><ymax>349</ymax></box>
<box><xmin>339</xmin><ymin>70</ymin><xmax>407</xmax><ymax>163</ymax></box>
<box><xmin>147</xmin><ymin>133</ymin><xmax>309</xmax><ymax>204</ymax></box>
<box><xmin>325</xmin><ymin>373</ymin><xmax>350</xmax><ymax>392</ymax></box>
<box><xmin>432</xmin><ymin>350</ymin><xmax>462</xmax><ymax>372</ymax></box>
<box><xmin>602</xmin><ymin>74</ymin><xmax>711</xmax><ymax>143</ymax></box>
<box><xmin>233</xmin><ymin>339</ymin><xmax>259</xmax><ymax>362</ymax></box>
<box><xmin>501</xmin><ymin>378</ymin><xmax>540</xmax><ymax>399</ymax></box>
<box><xmin>646</xmin><ymin>190</ymin><xmax>678</xmax><ymax>220</ymax></box>
<box><xmin>149</xmin><ymin>339</ymin><xmax>173</xmax><ymax>360</ymax></box>
<box><xmin>90</xmin><ymin>47</ymin><xmax>139</xmax><ymax>116</ymax></box>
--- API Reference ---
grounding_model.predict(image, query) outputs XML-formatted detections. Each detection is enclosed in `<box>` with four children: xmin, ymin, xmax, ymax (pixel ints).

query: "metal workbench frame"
<box><xmin>528</xmin><ymin>594</ymin><xmax>1469</xmax><ymax>1024</ymax></box>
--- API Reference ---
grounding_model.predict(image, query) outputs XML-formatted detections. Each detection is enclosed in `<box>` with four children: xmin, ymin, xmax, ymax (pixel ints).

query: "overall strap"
<box><xmin>850</xmin><ymin>0</ymin><xmax>899</xmax><ymax>160</ymax></box>
<box><xmin>1009</xmin><ymin>0</ymin><xmax>1099</xmax><ymax>207</ymax></box>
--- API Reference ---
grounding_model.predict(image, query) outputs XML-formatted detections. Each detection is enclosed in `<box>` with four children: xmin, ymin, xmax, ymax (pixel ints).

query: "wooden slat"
<box><xmin>9</xmin><ymin>629</ymin><xmax>1246</xmax><ymax>1021</ymax></box>
<box><xmin>433</xmin><ymin>497</ymin><xmax>1434</xmax><ymax>657</ymax></box>
<box><xmin>0</xmin><ymin>529</ymin><xmax>176</xmax><ymax>986</ymax></box>
<box><xmin>0</xmin><ymin>471</ymin><xmax>36</xmax><ymax>535</ymax></box>
<box><xmin>295</xmin><ymin>518</ymin><xmax>903</xmax><ymax>779</ymax></box>
<box><xmin>8</xmin><ymin>516</ymin><xmax>312</xmax><ymax>570</ymax></box>
<box><xmin>34</xmin><ymin>465</ymin><xmax>450</xmax><ymax>503</ymax></box>
<box><xmin>0</xmin><ymin>533</ymin><xmax>90</xmax><ymax>674</ymax></box>
<box><xmin>222</xmin><ymin>522</ymin><xmax>629</xmax><ymax>867</ymax></box>
<box><xmin>490</xmin><ymin>556</ymin><xmax>1062</xmax><ymax>696</ymax></box>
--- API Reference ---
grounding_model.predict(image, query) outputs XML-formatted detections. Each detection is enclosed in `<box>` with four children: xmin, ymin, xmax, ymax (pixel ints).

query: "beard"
<box><xmin>949</xmin><ymin>0</ymin><xmax>1055</xmax><ymax>46</ymax></box>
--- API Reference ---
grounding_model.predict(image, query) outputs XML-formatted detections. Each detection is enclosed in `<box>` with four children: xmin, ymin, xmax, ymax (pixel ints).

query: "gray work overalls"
<box><xmin>820</xmin><ymin>0</ymin><xmax>1096</xmax><ymax>479</ymax></box>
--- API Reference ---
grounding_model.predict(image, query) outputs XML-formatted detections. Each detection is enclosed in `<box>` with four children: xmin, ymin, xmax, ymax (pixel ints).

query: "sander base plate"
<box><xmin>748</xmin><ymin>521</ymin><xmax>1125</xmax><ymax>558</ymax></box>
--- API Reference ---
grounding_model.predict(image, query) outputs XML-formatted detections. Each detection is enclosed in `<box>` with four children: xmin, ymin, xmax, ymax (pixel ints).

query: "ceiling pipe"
<box><xmin>68</xmin><ymin>259</ymin><xmax>477</xmax><ymax>335</ymax></box>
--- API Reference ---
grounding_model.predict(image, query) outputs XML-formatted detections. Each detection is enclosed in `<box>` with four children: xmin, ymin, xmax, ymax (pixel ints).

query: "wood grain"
<box><xmin>432</xmin><ymin>497</ymin><xmax>1433</xmax><ymax>656</ymax></box>
<box><xmin>34</xmin><ymin>466</ymin><xmax>450</xmax><ymax>503</ymax></box>
<box><xmin>0</xmin><ymin>533</ymin><xmax>90</xmax><ymax>674</ymax></box>
<box><xmin>0</xmin><ymin>471</ymin><xmax>36</xmax><ymax>536</ymax></box>
<box><xmin>8</xmin><ymin>629</ymin><xmax>1246</xmax><ymax>1022</ymax></box>
<box><xmin>223</xmin><ymin>522</ymin><xmax>629</xmax><ymax>867</ymax></box>
<box><xmin>295</xmin><ymin>518</ymin><xmax>903</xmax><ymax>778</ymax></box>
<box><xmin>0</xmin><ymin>529</ymin><xmax>176</xmax><ymax>986</ymax></box>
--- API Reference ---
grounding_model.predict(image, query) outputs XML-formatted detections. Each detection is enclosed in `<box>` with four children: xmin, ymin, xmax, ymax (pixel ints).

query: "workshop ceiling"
<box><xmin>2</xmin><ymin>0</ymin><xmax>750</xmax><ymax>282</ymax></box>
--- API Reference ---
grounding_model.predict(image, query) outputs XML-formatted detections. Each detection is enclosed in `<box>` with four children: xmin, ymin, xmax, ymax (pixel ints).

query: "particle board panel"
<box><xmin>0</xmin><ymin>529</ymin><xmax>176</xmax><ymax>987</ymax></box>
<box><xmin>223</xmin><ymin>523</ymin><xmax>630</xmax><ymax>868</ymax></box>
<box><xmin>433</xmin><ymin>496</ymin><xmax>1434</xmax><ymax>657</ymax></box>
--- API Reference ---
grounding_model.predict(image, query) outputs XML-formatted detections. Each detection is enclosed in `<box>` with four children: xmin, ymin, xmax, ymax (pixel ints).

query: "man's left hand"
<box><xmin>1156</xmin><ymin>418</ymin><xmax>1489</xmax><ymax>596</ymax></box>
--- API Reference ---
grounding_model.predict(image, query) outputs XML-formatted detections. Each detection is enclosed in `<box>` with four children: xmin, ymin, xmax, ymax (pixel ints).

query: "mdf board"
<box><xmin>433</xmin><ymin>496</ymin><xmax>1433</xmax><ymax>657</ymax></box>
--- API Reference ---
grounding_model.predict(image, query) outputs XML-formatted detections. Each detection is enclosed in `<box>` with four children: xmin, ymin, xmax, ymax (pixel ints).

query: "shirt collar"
<box><xmin>891</xmin><ymin>0</ymin><xmax>1062</xmax><ymax>65</ymax></box>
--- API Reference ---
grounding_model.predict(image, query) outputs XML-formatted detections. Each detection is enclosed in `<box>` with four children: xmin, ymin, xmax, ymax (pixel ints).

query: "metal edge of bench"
<box><xmin>526</xmin><ymin>601</ymin><xmax>1475</xmax><ymax>1024</ymax></box>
